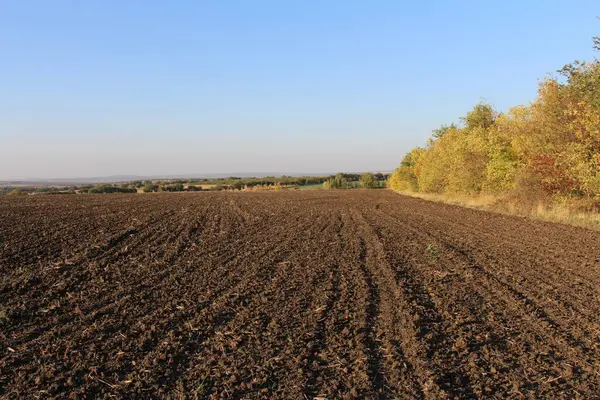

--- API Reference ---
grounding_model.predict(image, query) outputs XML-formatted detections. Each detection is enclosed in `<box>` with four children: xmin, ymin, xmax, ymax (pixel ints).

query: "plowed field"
<box><xmin>2</xmin><ymin>191</ymin><xmax>600</xmax><ymax>399</ymax></box>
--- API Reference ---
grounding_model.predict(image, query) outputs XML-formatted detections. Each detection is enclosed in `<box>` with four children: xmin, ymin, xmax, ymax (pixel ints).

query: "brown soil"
<box><xmin>1</xmin><ymin>191</ymin><xmax>600</xmax><ymax>399</ymax></box>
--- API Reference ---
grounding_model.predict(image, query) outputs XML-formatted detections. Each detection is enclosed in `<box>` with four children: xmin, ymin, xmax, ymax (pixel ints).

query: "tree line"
<box><xmin>1</xmin><ymin>173</ymin><xmax>390</xmax><ymax>195</ymax></box>
<box><xmin>388</xmin><ymin>33</ymin><xmax>600</xmax><ymax>211</ymax></box>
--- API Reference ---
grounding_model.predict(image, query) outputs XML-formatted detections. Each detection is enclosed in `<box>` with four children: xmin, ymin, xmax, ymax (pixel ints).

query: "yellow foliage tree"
<box><xmin>392</xmin><ymin>36</ymin><xmax>600</xmax><ymax>207</ymax></box>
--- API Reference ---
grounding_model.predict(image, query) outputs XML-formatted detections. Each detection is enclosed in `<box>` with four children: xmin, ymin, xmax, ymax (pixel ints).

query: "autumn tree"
<box><xmin>391</xmin><ymin>33</ymin><xmax>600</xmax><ymax>207</ymax></box>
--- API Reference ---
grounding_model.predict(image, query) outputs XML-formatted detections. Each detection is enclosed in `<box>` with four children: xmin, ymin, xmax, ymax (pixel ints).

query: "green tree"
<box><xmin>327</xmin><ymin>173</ymin><xmax>348</xmax><ymax>189</ymax></box>
<box><xmin>143</xmin><ymin>183</ymin><xmax>159</xmax><ymax>193</ymax></box>
<box><xmin>231</xmin><ymin>181</ymin><xmax>244</xmax><ymax>190</ymax></box>
<box><xmin>360</xmin><ymin>172</ymin><xmax>377</xmax><ymax>189</ymax></box>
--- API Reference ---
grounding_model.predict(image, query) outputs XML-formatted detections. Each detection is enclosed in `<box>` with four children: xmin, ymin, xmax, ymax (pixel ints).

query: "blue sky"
<box><xmin>1</xmin><ymin>1</ymin><xmax>598</xmax><ymax>179</ymax></box>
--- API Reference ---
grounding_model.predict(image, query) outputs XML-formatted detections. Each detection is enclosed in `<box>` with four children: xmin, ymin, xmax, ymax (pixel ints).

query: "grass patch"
<box><xmin>298</xmin><ymin>184</ymin><xmax>324</xmax><ymax>191</ymax></box>
<box><xmin>394</xmin><ymin>190</ymin><xmax>600</xmax><ymax>231</ymax></box>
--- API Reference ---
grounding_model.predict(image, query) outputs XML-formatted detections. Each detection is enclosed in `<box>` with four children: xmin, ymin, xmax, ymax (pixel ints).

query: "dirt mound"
<box><xmin>1</xmin><ymin>191</ymin><xmax>600</xmax><ymax>398</ymax></box>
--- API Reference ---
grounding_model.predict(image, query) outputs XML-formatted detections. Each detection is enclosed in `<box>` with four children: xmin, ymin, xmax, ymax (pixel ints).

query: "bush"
<box><xmin>325</xmin><ymin>173</ymin><xmax>348</xmax><ymax>189</ymax></box>
<box><xmin>231</xmin><ymin>181</ymin><xmax>244</xmax><ymax>190</ymax></box>
<box><xmin>161</xmin><ymin>184</ymin><xmax>185</xmax><ymax>192</ymax></box>
<box><xmin>88</xmin><ymin>185</ymin><xmax>137</xmax><ymax>194</ymax></box>
<box><xmin>360</xmin><ymin>173</ymin><xmax>377</xmax><ymax>189</ymax></box>
<box><xmin>143</xmin><ymin>183</ymin><xmax>159</xmax><ymax>193</ymax></box>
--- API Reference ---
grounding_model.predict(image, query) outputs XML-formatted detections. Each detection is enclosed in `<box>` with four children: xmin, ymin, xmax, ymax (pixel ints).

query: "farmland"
<box><xmin>1</xmin><ymin>191</ymin><xmax>600</xmax><ymax>399</ymax></box>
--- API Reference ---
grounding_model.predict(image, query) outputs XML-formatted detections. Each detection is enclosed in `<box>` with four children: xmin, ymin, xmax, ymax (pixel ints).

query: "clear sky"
<box><xmin>1</xmin><ymin>1</ymin><xmax>598</xmax><ymax>179</ymax></box>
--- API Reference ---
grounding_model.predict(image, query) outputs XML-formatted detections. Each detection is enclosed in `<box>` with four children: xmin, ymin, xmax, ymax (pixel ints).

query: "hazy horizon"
<box><xmin>2</xmin><ymin>1</ymin><xmax>598</xmax><ymax>180</ymax></box>
<box><xmin>1</xmin><ymin>170</ymin><xmax>395</xmax><ymax>183</ymax></box>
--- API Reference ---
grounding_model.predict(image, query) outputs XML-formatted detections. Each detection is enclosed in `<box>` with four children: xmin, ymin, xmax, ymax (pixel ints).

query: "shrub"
<box><xmin>161</xmin><ymin>184</ymin><xmax>185</xmax><ymax>192</ymax></box>
<box><xmin>325</xmin><ymin>173</ymin><xmax>348</xmax><ymax>189</ymax></box>
<box><xmin>231</xmin><ymin>181</ymin><xmax>244</xmax><ymax>190</ymax></box>
<box><xmin>143</xmin><ymin>183</ymin><xmax>159</xmax><ymax>193</ymax></box>
<box><xmin>88</xmin><ymin>185</ymin><xmax>137</xmax><ymax>194</ymax></box>
<box><xmin>360</xmin><ymin>173</ymin><xmax>377</xmax><ymax>189</ymax></box>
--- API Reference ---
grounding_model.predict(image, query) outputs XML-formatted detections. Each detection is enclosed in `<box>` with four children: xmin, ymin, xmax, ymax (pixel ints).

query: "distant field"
<box><xmin>297</xmin><ymin>183</ymin><xmax>323</xmax><ymax>190</ymax></box>
<box><xmin>2</xmin><ymin>191</ymin><xmax>599</xmax><ymax>398</ymax></box>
